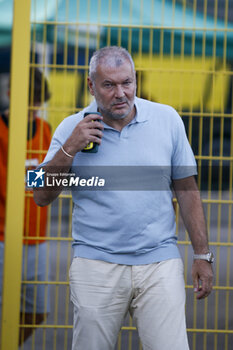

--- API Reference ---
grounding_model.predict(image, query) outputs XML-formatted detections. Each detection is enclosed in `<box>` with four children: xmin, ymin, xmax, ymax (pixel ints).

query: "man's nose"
<box><xmin>115</xmin><ymin>84</ymin><xmax>125</xmax><ymax>98</ymax></box>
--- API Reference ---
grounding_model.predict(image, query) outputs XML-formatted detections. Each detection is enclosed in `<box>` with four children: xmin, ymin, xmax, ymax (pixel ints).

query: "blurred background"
<box><xmin>0</xmin><ymin>0</ymin><xmax>232</xmax><ymax>349</ymax></box>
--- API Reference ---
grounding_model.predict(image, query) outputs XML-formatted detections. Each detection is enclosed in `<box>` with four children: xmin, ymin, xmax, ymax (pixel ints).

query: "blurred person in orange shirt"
<box><xmin>0</xmin><ymin>67</ymin><xmax>51</xmax><ymax>345</ymax></box>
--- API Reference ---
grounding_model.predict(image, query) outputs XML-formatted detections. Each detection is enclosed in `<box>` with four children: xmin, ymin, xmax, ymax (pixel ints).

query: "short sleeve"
<box><xmin>39</xmin><ymin>113</ymin><xmax>81</xmax><ymax>167</ymax></box>
<box><xmin>171</xmin><ymin>110</ymin><xmax>197</xmax><ymax>179</ymax></box>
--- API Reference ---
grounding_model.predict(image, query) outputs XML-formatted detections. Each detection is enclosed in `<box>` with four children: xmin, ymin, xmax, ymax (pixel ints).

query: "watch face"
<box><xmin>207</xmin><ymin>252</ymin><xmax>214</xmax><ymax>263</ymax></box>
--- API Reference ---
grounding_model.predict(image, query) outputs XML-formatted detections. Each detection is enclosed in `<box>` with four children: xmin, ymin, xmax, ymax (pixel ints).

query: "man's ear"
<box><xmin>87</xmin><ymin>77</ymin><xmax>95</xmax><ymax>96</ymax></box>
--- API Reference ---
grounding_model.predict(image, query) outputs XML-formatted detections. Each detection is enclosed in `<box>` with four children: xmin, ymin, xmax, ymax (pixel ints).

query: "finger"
<box><xmin>84</xmin><ymin>114</ymin><xmax>103</xmax><ymax>123</ymax></box>
<box><xmin>195</xmin><ymin>279</ymin><xmax>212</xmax><ymax>299</ymax></box>
<box><xmin>196</xmin><ymin>288</ymin><xmax>206</xmax><ymax>300</ymax></box>
<box><xmin>192</xmin><ymin>274</ymin><xmax>199</xmax><ymax>294</ymax></box>
<box><xmin>89</xmin><ymin>129</ymin><xmax>103</xmax><ymax>138</ymax></box>
<box><xmin>88</xmin><ymin>135</ymin><xmax>102</xmax><ymax>145</ymax></box>
<box><xmin>196</xmin><ymin>288</ymin><xmax>210</xmax><ymax>299</ymax></box>
<box><xmin>87</xmin><ymin>121</ymin><xmax>104</xmax><ymax>130</ymax></box>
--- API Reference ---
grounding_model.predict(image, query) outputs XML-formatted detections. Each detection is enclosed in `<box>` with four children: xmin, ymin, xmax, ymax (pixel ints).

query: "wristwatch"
<box><xmin>193</xmin><ymin>251</ymin><xmax>214</xmax><ymax>263</ymax></box>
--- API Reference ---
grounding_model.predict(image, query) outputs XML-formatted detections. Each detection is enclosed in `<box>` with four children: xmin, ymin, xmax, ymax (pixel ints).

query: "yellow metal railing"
<box><xmin>1</xmin><ymin>1</ymin><xmax>31</xmax><ymax>350</ymax></box>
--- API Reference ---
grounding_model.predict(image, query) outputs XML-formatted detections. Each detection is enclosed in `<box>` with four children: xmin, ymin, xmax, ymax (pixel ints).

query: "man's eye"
<box><xmin>104</xmin><ymin>83</ymin><xmax>112</xmax><ymax>88</ymax></box>
<box><xmin>123</xmin><ymin>81</ymin><xmax>131</xmax><ymax>86</ymax></box>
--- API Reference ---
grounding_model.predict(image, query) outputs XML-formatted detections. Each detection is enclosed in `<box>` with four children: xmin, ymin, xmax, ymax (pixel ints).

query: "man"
<box><xmin>0</xmin><ymin>67</ymin><xmax>51</xmax><ymax>345</ymax></box>
<box><xmin>34</xmin><ymin>46</ymin><xmax>213</xmax><ymax>350</ymax></box>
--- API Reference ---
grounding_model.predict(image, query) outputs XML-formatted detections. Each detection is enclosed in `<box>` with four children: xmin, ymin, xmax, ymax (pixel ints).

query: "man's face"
<box><xmin>88</xmin><ymin>60</ymin><xmax>136</xmax><ymax>120</ymax></box>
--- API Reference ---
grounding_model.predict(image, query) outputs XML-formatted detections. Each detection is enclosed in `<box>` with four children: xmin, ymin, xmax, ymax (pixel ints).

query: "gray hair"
<box><xmin>89</xmin><ymin>46</ymin><xmax>135</xmax><ymax>80</ymax></box>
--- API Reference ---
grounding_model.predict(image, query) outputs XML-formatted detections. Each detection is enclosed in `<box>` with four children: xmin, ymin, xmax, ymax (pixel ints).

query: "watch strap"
<box><xmin>193</xmin><ymin>252</ymin><xmax>214</xmax><ymax>263</ymax></box>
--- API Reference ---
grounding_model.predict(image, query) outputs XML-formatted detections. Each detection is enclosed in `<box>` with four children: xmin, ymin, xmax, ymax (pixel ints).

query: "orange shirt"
<box><xmin>0</xmin><ymin>116</ymin><xmax>51</xmax><ymax>244</ymax></box>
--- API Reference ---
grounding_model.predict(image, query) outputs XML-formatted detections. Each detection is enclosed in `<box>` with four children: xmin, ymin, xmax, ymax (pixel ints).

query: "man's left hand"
<box><xmin>192</xmin><ymin>260</ymin><xmax>213</xmax><ymax>299</ymax></box>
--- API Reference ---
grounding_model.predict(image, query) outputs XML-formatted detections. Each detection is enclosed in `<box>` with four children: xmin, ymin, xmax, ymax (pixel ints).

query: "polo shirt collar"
<box><xmin>133</xmin><ymin>97</ymin><xmax>148</xmax><ymax>123</ymax></box>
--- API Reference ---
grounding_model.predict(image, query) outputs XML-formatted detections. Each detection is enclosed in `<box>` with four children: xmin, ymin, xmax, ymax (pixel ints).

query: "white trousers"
<box><xmin>69</xmin><ymin>257</ymin><xmax>190</xmax><ymax>350</ymax></box>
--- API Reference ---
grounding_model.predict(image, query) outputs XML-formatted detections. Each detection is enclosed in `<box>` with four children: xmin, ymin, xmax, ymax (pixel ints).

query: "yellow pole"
<box><xmin>1</xmin><ymin>0</ymin><xmax>31</xmax><ymax>349</ymax></box>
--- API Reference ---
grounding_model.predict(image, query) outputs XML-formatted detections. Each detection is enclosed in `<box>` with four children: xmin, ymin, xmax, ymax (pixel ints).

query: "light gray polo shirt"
<box><xmin>42</xmin><ymin>97</ymin><xmax>197</xmax><ymax>264</ymax></box>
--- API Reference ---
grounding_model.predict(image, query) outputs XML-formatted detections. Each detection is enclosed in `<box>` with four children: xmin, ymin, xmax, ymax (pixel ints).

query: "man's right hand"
<box><xmin>63</xmin><ymin>114</ymin><xmax>104</xmax><ymax>156</ymax></box>
<box><xmin>33</xmin><ymin>114</ymin><xmax>104</xmax><ymax>207</ymax></box>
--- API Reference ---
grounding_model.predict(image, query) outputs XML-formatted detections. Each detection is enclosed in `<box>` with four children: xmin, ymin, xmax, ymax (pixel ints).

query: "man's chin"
<box><xmin>99</xmin><ymin>104</ymin><xmax>133</xmax><ymax>120</ymax></box>
<box><xmin>109</xmin><ymin>113</ymin><xmax>127</xmax><ymax>120</ymax></box>
<box><xmin>109</xmin><ymin>106</ymin><xmax>133</xmax><ymax>120</ymax></box>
